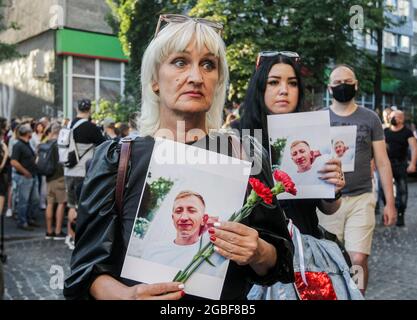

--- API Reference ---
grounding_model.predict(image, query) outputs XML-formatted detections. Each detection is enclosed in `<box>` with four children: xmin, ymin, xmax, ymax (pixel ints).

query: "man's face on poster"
<box><xmin>334</xmin><ymin>141</ymin><xmax>347</xmax><ymax>157</ymax></box>
<box><xmin>291</xmin><ymin>142</ymin><xmax>313</xmax><ymax>173</ymax></box>
<box><xmin>172</xmin><ymin>195</ymin><xmax>205</xmax><ymax>245</ymax></box>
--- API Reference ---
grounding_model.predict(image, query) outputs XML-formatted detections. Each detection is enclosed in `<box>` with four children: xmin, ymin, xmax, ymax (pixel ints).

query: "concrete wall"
<box><xmin>0</xmin><ymin>0</ymin><xmax>114</xmax><ymax>45</ymax></box>
<box><xmin>0</xmin><ymin>30</ymin><xmax>59</xmax><ymax>119</ymax></box>
<box><xmin>0</xmin><ymin>0</ymin><xmax>57</xmax><ymax>44</ymax></box>
<box><xmin>66</xmin><ymin>0</ymin><xmax>113</xmax><ymax>35</ymax></box>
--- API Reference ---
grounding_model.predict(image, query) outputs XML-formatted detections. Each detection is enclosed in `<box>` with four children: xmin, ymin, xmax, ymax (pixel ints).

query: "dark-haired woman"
<box><xmin>240</xmin><ymin>52</ymin><xmax>345</xmax><ymax>238</ymax></box>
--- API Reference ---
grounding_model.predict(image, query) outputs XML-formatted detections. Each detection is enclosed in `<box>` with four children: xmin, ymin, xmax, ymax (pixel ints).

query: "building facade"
<box><xmin>0</xmin><ymin>0</ymin><xmax>128</xmax><ymax>119</ymax></box>
<box><xmin>323</xmin><ymin>0</ymin><xmax>415</xmax><ymax>112</ymax></box>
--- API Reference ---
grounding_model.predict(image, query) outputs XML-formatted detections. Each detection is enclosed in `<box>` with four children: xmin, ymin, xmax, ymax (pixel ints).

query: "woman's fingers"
<box><xmin>145</xmin><ymin>282</ymin><xmax>184</xmax><ymax>296</ymax></box>
<box><xmin>318</xmin><ymin>164</ymin><xmax>339</xmax><ymax>174</ymax></box>
<box><xmin>325</xmin><ymin>158</ymin><xmax>342</xmax><ymax>166</ymax></box>
<box><xmin>319</xmin><ymin>171</ymin><xmax>339</xmax><ymax>181</ymax></box>
<box><xmin>211</xmin><ymin>235</ymin><xmax>243</xmax><ymax>256</ymax></box>
<box><xmin>211</xmin><ymin>236</ymin><xmax>253</xmax><ymax>265</ymax></box>
<box><xmin>318</xmin><ymin>158</ymin><xmax>342</xmax><ymax>173</ymax></box>
<box><xmin>209</xmin><ymin>222</ymin><xmax>258</xmax><ymax>265</ymax></box>
<box><xmin>318</xmin><ymin>158</ymin><xmax>344</xmax><ymax>189</ymax></box>
<box><xmin>213</xmin><ymin>221</ymin><xmax>254</xmax><ymax>236</ymax></box>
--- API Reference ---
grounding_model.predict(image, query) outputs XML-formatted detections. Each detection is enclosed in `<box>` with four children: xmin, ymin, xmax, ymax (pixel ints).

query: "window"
<box><xmin>398</xmin><ymin>0</ymin><xmax>410</xmax><ymax>17</ymax></box>
<box><xmin>68</xmin><ymin>57</ymin><xmax>125</xmax><ymax>111</ymax></box>
<box><xmin>100</xmin><ymin>60</ymin><xmax>121</xmax><ymax>78</ymax></box>
<box><xmin>365</xmin><ymin>29</ymin><xmax>378</xmax><ymax>50</ymax></box>
<box><xmin>100</xmin><ymin>80</ymin><xmax>121</xmax><ymax>101</ymax></box>
<box><xmin>386</xmin><ymin>0</ymin><xmax>398</xmax><ymax>8</ymax></box>
<box><xmin>353</xmin><ymin>30</ymin><xmax>365</xmax><ymax>47</ymax></box>
<box><xmin>400</xmin><ymin>35</ymin><xmax>410</xmax><ymax>52</ymax></box>
<box><xmin>384</xmin><ymin>32</ymin><xmax>396</xmax><ymax>49</ymax></box>
<box><xmin>73</xmin><ymin>78</ymin><xmax>95</xmax><ymax>107</ymax></box>
<box><xmin>387</xmin><ymin>0</ymin><xmax>410</xmax><ymax>17</ymax></box>
<box><xmin>73</xmin><ymin>57</ymin><xmax>95</xmax><ymax>76</ymax></box>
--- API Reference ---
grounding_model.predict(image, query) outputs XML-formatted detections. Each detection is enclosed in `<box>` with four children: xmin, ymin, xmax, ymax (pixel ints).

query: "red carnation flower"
<box><xmin>249</xmin><ymin>177</ymin><xmax>273</xmax><ymax>205</ymax></box>
<box><xmin>273</xmin><ymin>170</ymin><xmax>297</xmax><ymax>196</ymax></box>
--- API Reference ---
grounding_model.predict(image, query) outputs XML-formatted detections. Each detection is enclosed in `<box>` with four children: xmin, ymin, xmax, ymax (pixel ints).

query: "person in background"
<box><xmin>10</xmin><ymin>124</ymin><xmax>40</xmax><ymax>231</ymax></box>
<box><xmin>64</xmin><ymin>99</ymin><xmax>106</xmax><ymax>250</ymax></box>
<box><xmin>317</xmin><ymin>64</ymin><xmax>396</xmax><ymax>295</ymax></box>
<box><xmin>128</xmin><ymin>114</ymin><xmax>140</xmax><ymax>138</ymax></box>
<box><xmin>6</xmin><ymin>121</ymin><xmax>20</xmax><ymax>218</ymax></box>
<box><xmin>410</xmin><ymin>123</ymin><xmax>417</xmax><ymax>139</ymax></box>
<box><xmin>39</xmin><ymin>117</ymin><xmax>50</xmax><ymax>131</ymax></box>
<box><xmin>382</xmin><ymin>107</ymin><xmax>392</xmax><ymax>130</ymax></box>
<box><xmin>62</xmin><ymin>118</ymin><xmax>70</xmax><ymax>128</ymax></box>
<box><xmin>116</xmin><ymin>122</ymin><xmax>130</xmax><ymax>138</ymax></box>
<box><xmin>44</xmin><ymin>123</ymin><xmax>67</xmax><ymax>240</ymax></box>
<box><xmin>0</xmin><ymin>118</ymin><xmax>9</xmax><ymax>217</ymax></box>
<box><xmin>383</xmin><ymin>110</ymin><xmax>417</xmax><ymax>226</ymax></box>
<box><xmin>30</xmin><ymin>121</ymin><xmax>45</xmax><ymax>152</ymax></box>
<box><xmin>30</xmin><ymin>121</ymin><xmax>48</xmax><ymax>210</ymax></box>
<box><xmin>102</xmin><ymin>117</ymin><xmax>119</xmax><ymax>141</ymax></box>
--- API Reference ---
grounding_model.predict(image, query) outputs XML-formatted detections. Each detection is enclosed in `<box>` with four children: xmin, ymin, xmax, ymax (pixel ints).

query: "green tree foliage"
<box><xmin>191</xmin><ymin>0</ymin><xmax>380</xmax><ymax>102</ymax></box>
<box><xmin>133</xmin><ymin>177</ymin><xmax>175</xmax><ymax>239</ymax></box>
<box><xmin>92</xmin><ymin>98</ymin><xmax>138</xmax><ymax>123</ymax></box>
<box><xmin>106</xmin><ymin>0</ymin><xmax>194</xmax><ymax>102</ymax></box>
<box><xmin>270</xmin><ymin>137</ymin><xmax>287</xmax><ymax>169</ymax></box>
<box><xmin>105</xmin><ymin>0</ymin><xmax>404</xmax><ymax>108</ymax></box>
<box><xmin>358</xmin><ymin>0</ymin><xmax>403</xmax><ymax>111</ymax></box>
<box><xmin>398</xmin><ymin>55</ymin><xmax>417</xmax><ymax>122</ymax></box>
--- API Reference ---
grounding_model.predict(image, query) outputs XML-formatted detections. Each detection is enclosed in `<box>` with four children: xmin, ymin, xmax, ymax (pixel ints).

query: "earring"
<box><xmin>152</xmin><ymin>83</ymin><xmax>159</xmax><ymax>95</ymax></box>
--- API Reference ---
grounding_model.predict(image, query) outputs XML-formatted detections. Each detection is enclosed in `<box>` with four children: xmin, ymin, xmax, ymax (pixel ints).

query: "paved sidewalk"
<box><xmin>366</xmin><ymin>180</ymin><xmax>417</xmax><ymax>300</ymax></box>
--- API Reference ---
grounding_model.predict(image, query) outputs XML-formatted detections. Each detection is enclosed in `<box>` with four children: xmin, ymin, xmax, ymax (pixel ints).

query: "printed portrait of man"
<box><xmin>140</xmin><ymin>190</ymin><xmax>226</xmax><ymax>277</ymax></box>
<box><xmin>290</xmin><ymin>140</ymin><xmax>320</xmax><ymax>173</ymax></box>
<box><xmin>172</xmin><ymin>191</ymin><xmax>208</xmax><ymax>246</ymax></box>
<box><xmin>334</xmin><ymin>140</ymin><xmax>348</xmax><ymax>158</ymax></box>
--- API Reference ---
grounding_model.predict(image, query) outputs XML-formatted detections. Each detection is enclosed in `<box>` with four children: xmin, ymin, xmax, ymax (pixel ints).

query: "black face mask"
<box><xmin>331</xmin><ymin>83</ymin><xmax>356</xmax><ymax>103</ymax></box>
<box><xmin>390</xmin><ymin>117</ymin><xmax>397</xmax><ymax>126</ymax></box>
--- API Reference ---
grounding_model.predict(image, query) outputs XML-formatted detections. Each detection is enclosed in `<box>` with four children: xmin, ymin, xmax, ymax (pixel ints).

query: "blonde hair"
<box><xmin>290</xmin><ymin>140</ymin><xmax>310</xmax><ymax>149</ymax></box>
<box><xmin>138</xmin><ymin>20</ymin><xmax>229</xmax><ymax>137</ymax></box>
<box><xmin>333</xmin><ymin>140</ymin><xmax>345</xmax><ymax>146</ymax></box>
<box><xmin>174</xmin><ymin>190</ymin><xmax>206</xmax><ymax>207</ymax></box>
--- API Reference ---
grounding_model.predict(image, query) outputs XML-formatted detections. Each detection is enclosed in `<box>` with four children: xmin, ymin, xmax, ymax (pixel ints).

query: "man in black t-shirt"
<box><xmin>10</xmin><ymin>124</ymin><xmax>40</xmax><ymax>230</ymax></box>
<box><xmin>384</xmin><ymin>110</ymin><xmax>417</xmax><ymax>226</ymax></box>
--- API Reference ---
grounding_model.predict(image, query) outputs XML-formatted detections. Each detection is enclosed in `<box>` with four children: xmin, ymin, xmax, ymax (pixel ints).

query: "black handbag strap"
<box><xmin>115</xmin><ymin>138</ymin><xmax>133</xmax><ymax>216</ymax></box>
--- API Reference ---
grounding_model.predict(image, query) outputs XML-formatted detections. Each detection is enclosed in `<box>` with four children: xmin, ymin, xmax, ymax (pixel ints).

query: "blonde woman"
<box><xmin>64</xmin><ymin>15</ymin><xmax>294</xmax><ymax>300</ymax></box>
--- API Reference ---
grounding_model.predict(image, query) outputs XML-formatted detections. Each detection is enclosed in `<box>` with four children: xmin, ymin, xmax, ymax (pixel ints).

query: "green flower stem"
<box><xmin>173</xmin><ymin>242</ymin><xmax>213</xmax><ymax>282</ymax></box>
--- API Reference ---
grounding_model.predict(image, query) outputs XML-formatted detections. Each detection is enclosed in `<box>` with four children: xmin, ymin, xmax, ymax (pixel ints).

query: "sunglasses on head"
<box><xmin>255</xmin><ymin>51</ymin><xmax>301</xmax><ymax>69</ymax></box>
<box><xmin>154</xmin><ymin>13</ymin><xmax>224</xmax><ymax>39</ymax></box>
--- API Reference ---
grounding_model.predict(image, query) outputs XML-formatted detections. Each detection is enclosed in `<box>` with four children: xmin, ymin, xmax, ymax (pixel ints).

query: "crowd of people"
<box><xmin>1</xmin><ymin>13</ymin><xmax>417</xmax><ymax>301</ymax></box>
<box><xmin>0</xmin><ymin>103</ymin><xmax>140</xmax><ymax>250</ymax></box>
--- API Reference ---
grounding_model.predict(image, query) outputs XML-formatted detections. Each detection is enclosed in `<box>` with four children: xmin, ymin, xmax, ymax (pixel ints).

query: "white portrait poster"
<box><xmin>121</xmin><ymin>138</ymin><xmax>252</xmax><ymax>300</ymax></box>
<box><xmin>330</xmin><ymin>126</ymin><xmax>357</xmax><ymax>172</ymax></box>
<box><xmin>267</xmin><ymin>110</ymin><xmax>334</xmax><ymax>199</ymax></box>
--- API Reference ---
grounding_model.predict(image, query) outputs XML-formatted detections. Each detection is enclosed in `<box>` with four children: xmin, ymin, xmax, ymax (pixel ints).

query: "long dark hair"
<box><xmin>0</xmin><ymin>117</ymin><xmax>7</xmax><ymax>136</ymax></box>
<box><xmin>240</xmin><ymin>55</ymin><xmax>305</xmax><ymax>148</ymax></box>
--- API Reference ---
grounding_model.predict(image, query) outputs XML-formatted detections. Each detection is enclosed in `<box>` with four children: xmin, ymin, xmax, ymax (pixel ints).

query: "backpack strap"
<box><xmin>69</xmin><ymin>118</ymin><xmax>89</xmax><ymax>162</ymax></box>
<box><xmin>115</xmin><ymin>137</ymin><xmax>133</xmax><ymax>216</ymax></box>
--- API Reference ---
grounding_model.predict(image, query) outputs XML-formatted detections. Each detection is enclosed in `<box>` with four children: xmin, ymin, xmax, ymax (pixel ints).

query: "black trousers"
<box><xmin>382</xmin><ymin>160</ymin><xmax>408</xmax><ymax>214</ymax></box>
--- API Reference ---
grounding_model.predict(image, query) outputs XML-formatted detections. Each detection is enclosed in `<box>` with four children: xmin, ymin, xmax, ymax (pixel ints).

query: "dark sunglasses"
<box><xmin>154</xmin><ymin>14</ymin><xmax>224</xmax><ymax>39</ymax></box>
<box><xmin>256</xmin><ymin>51</ymin><xmax>301</xmax><ymax>69</ymax></box>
